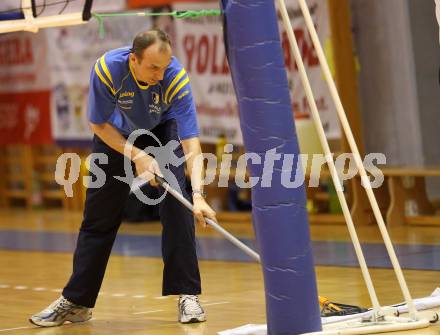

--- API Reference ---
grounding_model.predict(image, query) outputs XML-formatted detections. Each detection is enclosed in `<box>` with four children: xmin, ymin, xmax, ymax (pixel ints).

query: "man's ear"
<box><xmin>130</xmin><ymin>53</ymin><xmax>141</xmax><ymax>65</ymax></box>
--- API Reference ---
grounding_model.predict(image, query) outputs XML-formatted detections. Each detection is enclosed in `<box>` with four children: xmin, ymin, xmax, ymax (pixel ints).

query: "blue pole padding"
<box><xmin>221</xmin><ymin>1</ymin><xmax>322</xmax><ymax>334</ymax></box>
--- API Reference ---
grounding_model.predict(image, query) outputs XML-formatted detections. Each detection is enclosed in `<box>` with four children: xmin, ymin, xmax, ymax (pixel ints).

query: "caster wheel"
<box><xmin>430</xmin><ymin>312</ymin><xmax>439</xmax><ymax>324</ymax></box>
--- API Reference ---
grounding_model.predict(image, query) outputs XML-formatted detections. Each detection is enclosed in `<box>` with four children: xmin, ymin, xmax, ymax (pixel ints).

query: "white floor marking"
<box><xmin>0</xmin><ymin>326</ymin><xmax>32</xmax><ymax>332</ymax></box>
<box><xmin>111</xmin><ymin>293</ymin><xmax>126</xmax><ymax>297</ymax></box>
<box><xmin>203</xmin><ymin>301</ymin><xmax>230</xmax><ymax>306</ymax></box>
<box><xmin>132</xmin><ymin>309</ymin><xmax>164</xmax><ymax>315</ymax></box>
<box><xmin>0</xmin><ymin>285</ymin><xmax>228</xmax><ymax>306</ymax></box>
<box><xmin>132</xmin><ymin>295</ymin><xmax>146</xmax><ymax>298</ymax></box>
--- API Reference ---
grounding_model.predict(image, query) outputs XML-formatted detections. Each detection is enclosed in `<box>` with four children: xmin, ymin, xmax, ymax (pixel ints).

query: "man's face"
<box><xmin>130</xmin><ymin>43</ymin><xmax>172</xmax><ymax>85</ymax></box>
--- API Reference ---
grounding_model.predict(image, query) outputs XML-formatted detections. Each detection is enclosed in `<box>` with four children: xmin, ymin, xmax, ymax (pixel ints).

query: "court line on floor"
<box><xmin>0</xmin><ymin>326</ymin><xmax>33</xmax><ymax>332</ymax></box>
<box><xmin>203</xmin><ymin>301</ymin><xmax>230</xmax><ymax>306</ymax></box>
<box><xmin>14</xmin><ymin>285</ymin><xmax>28</xmax><ymax>290</ymax></box>
<box><xmin>111</xmin><ymin>293</ymin><xmax>127</xmax><ymax>297</ymax></box>
<box><xmin>0</xmin><ymin>284</ymin><xmax>230</xmax><ymax>306</ymax></box>
<box><xmin>132</xmin><ymin>309</ymin><xmax>164</xmax><ymax>315</ymax></box>
<box><xmin>0</xmin><ymin>283</ymin><xmax>153</xmax><ymax>299</ymax></box>
<box><xmin>3</xmin><ymin>229</ymin><xmax>439</xmax><ymax>270</ymax></box>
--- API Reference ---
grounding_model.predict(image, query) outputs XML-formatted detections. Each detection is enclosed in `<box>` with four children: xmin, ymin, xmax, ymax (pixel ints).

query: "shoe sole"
<box><xmin>179</xmin><ymin>316</ymin><xmax>207</xmax><ymax>324</ymax></box>
<box><xmin>29</xmin><ymin>315</ymin><xmax>92</xmax><ymax>327</ymax></box>
<box><xmin>29</xmin><ymin>318</ymin><xmax>62</xmax><ymax>327</ymax></box>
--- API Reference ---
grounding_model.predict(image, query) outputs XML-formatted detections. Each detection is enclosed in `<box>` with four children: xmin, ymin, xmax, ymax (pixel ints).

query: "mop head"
<box><xmin>319</xmin><ymin>296</ymin><xmax>368</xmax><ymax>317</ymax></box>
<box><xmin>219</xmin><ymin>288</ymin><xmax>440</xmax><ymax>335</ymax></box>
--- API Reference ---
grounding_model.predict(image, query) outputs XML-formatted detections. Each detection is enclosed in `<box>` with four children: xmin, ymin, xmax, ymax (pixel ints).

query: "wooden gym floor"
<box><xmin>0</xmin><ymin>209</ymin><xmax>439</xmax><ymax>334</ymax></box>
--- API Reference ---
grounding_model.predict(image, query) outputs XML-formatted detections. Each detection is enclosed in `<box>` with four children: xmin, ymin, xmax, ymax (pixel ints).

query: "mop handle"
<box><xmin>154</xmin><ymin>175</ymin><xmax>261</xmax><ymax>262</ymax></box>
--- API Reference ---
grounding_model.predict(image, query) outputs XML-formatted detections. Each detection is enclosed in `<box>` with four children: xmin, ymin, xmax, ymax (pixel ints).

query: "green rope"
<box><xmin>92</xmin><ymin>10</ymin><xmax>222</xmax><ymax>38</ymax></box>
<box><xmin>174</xmin><ymin>10</ymin><xmax>222</xmax><ymax>19</ymax></box>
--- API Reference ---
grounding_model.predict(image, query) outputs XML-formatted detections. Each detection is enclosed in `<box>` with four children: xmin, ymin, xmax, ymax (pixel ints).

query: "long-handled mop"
<box><xmin>131</xmin><ymin>175</ymin><xmax>368</xmax><ymax>318</ymax></box>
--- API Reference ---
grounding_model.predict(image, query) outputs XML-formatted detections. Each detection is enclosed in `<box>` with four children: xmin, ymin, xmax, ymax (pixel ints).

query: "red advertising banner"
<box><xmin>0</xmin><ymin>91</ymin><xmax>52</xmax><ymax>145</ymax></box>
<box><xmin>0</xmin><ymin>32</ymin><xmax>50</xmax><ymax>93</ymax></box>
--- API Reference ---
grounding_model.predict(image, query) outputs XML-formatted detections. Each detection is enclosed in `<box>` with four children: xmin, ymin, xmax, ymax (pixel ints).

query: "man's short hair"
<box><xmin>131</xmin><ymin>29</ymin><xmax>171</xmax><ymax>59</ymax></box>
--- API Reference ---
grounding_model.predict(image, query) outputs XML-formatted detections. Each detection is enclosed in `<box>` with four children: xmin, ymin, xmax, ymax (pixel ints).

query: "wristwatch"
<box><xmin>192</xmin><ymin>189</ymin><xmax>207</xmax><ymax>198</ymax></box>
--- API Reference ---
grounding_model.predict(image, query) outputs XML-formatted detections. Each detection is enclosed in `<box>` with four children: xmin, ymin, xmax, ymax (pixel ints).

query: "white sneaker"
<box><xmin>29</xmin><ymin>296</ymin><xmax>92</xmax><ymax>327</ymax></box>
<box><xmin>178</xmin><ymin>295</ymin><xmax>206</xmax><ymax>324</ymax></box>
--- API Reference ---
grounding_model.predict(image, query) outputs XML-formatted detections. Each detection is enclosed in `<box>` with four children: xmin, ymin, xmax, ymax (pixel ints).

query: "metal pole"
<box><xmin>298</xmin><ymin>0</ymin><xmax>418</xmax><ymax>320</ymax></box>
<box><xmin>136</xmin><ymin>175</ymin><xmax>261</xmax><ymax>263</ymax></box>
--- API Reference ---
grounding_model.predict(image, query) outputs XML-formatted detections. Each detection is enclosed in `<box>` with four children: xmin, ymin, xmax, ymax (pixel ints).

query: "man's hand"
<box><xmin>193</xmin><ymin>195</ymin><xmax>217</xmax><ymax>228</ymax></box>
<box><xmin>133</xmin><ymin>152</ymin><xmax>162</xmax><ymax>187</ymax></box>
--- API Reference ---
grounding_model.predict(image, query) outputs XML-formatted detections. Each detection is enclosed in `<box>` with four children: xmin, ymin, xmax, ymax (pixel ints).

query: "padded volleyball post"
<box><xmin>221</xmin><ymin>1</ymin><xmax>321</xmax><ymax>334</ymax></box>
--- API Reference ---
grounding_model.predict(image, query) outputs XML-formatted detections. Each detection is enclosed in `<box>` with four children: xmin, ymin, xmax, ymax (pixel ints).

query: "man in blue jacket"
<box><xmin>30</xmin><ymin>29</ymin><xmax>216</xmax><ymax>327</ymax></box>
